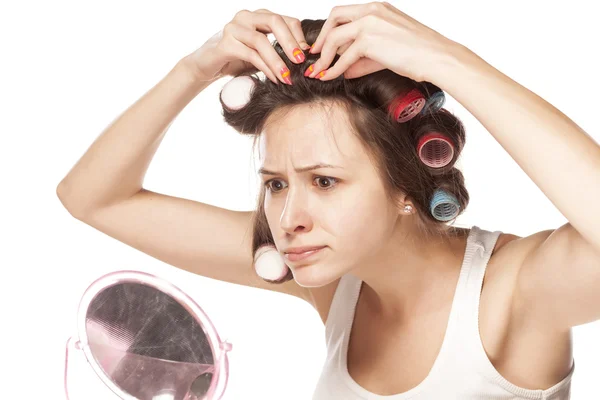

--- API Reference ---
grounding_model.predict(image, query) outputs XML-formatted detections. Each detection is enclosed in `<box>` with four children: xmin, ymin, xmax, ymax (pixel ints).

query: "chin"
<box><xmin>291</xmin><ymin>262</ymin><xmax>343</xmax><ymax>288</ymax></box>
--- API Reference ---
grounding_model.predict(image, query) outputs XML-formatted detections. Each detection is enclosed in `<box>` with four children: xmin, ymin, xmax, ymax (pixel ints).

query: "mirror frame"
<box><xmin>75</xmin><ymin>270</ymin><xmax>232</xmax><ymax>400</ymax></box>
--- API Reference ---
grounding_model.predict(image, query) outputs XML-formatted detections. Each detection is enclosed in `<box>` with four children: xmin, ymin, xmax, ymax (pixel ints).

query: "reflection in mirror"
<box><xmin>85</xmin><ymin>282</ymin><xmax>215</xmax><ymax>400</ymax></box>
<box><xmin>190</xmin><ymin>372</ymin><xmax>214</xmax><ymax>397</ymax></box>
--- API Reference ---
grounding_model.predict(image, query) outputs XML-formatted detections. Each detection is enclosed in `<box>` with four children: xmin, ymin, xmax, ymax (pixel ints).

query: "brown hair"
<box><xmin>219</xmin><ymin>19</ymin><xmax>469</xmax><ymax>284</ymax></box>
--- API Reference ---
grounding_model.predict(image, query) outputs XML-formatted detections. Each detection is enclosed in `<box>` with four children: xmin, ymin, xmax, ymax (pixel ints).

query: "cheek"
<box><xmin>263</xmin><ymin>200</ymin><xmax>279</xmax><ymax>230</ymax></box>
<box><xmin>327</xmin><ymin>194</ymin><xmax>393</xmax><ymax>252</ymax></box>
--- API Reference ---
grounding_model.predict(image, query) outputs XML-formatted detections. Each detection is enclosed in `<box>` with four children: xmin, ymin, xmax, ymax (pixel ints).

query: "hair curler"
<box><xmin>253</xmin><ymin>244</ymin><xmax>289</xmax><ymax>281</ymax></box>
<box><xmin>417</xmin><ymin>131</ymin><xmax>455</xmax><ymax>169</ymax></box>
<box><xmin>430</xmin><ymin>188</ymin><xmax>460</xmax><ymax>222</ymax></box>
<box><xmin>421</xmin><ymin>90</ymin><xmax>446</xmax><ymax>115</ymax></box>
<box><xmin>220</xmin><ymin>76</ymin><xmax>256</xmax><ymax>111</ymax></box>
<box><xmin>388</xmin><ymin>89</ymin><xmax>426</xmax><ymax>123</ymax></box>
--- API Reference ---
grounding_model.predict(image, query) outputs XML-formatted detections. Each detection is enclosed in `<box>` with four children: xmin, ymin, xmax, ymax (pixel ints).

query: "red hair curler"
<box><xmin>388</xmin><ymin>89</ymin><xmax>426</xmax><ymax>123</ymax></box>
<box><xmin>417</xmin><ymin>132</ymin><xmax>455</xmax><ymax>169</ymax></box>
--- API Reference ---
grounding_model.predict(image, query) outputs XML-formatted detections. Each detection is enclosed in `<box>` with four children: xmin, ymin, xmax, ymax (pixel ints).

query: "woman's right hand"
<box><xmin>185</xmin><ymin>9</ymin><xmax>311</xmax><ymax>84</ymax></box>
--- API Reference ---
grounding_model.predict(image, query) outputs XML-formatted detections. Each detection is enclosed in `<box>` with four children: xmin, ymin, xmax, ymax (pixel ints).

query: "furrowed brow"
<box><xmin>258</xmin><ymin>163</ymin><xmax>343</xmax><ymax>175</ymax></box>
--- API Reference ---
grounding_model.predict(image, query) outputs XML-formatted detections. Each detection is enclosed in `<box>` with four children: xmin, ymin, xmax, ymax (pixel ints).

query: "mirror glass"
<box><xmin>85</xmin><ymin>282</ymin><xmax>215</xmax><ymax>400</ymax></box>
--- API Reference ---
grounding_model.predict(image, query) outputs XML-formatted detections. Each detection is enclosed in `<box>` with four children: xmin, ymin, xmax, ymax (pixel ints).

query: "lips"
<box><xmin>284</xmin><ymin>246</ymin><xmax>326</xmax><ymax>262</ymax></box>
<box><xmin>284</xmin><ymin>245</ymin><xmax>326</xmax><ymax>254</ymax></box>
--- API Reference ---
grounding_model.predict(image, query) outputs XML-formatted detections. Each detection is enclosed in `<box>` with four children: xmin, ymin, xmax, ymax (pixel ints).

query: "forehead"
<box><xmin>258</xmin><ymin>102</ymin><xmax>366</xmax><ymax>168</ymax></box>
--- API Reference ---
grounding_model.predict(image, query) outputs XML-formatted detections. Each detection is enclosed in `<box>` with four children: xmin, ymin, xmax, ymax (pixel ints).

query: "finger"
<box><xmin>308</xmin><ymin>20</ymin><xmax>359</xmax><ymax>78</ymax></box>
<box><xmin>235</xmin><ymin>25</ymin><xmax>289</xmax><ymax>84</ymax></box>
<box><xmin>315</xmin><ymin>41</ymin><xmax>364</xmax><ymax>81</ymax></box>
<box><xmin>342</xmin><ymin>58</ymin><xmax>386</xmax><ymax>80</ymax></box>
<box><xmin>255</xmin><ymin>10</ymin><xmax>311</xmax><ymax>50</ymax></box>
<box><xmin>281</xmin><ymin>15</ymin><xmax>311</xmax><ymax>50</ymax></box>
<box><xmin>228</xmin><ymin>23</ymin><xmax>290</xmax><ymax>84</ymax></box>
<box><xmin>241</xmin><ymin>11</ymin><xmax>307</xmax><ymax>65</ymax></box>
<box><xmin>226</xmin><ymin>24</ymin><xmax>280</xmax><ymax>84</ymax></box>
<box><xmin>309</xmin><ymin>3</ymin><xmax>374</xmax><ymax>55</ymax></box>
<box><xmin>338</xmin><ymin>41</ymin><xmax>352</xmax><ymax>55</ymax></box>
<box><xmin>231</xmin><ymin>39</ymin><xmax>279</xmax><ymax>84</ymax></box>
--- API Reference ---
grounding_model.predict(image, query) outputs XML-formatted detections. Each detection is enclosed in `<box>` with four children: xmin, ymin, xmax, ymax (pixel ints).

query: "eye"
<box><xmin>264</xmin><ymin>176</ymin><xmax>339</xmax><ymax>193</ymax></box>
<box><xmin>265</xmin><ymin>179</ymin><xmax>286</xmax><ymax>193</ymax></box>
<box><xmin>314</xmin><ymin>176</ymin><xmax>338</xmax><ymax>189</ymax></box>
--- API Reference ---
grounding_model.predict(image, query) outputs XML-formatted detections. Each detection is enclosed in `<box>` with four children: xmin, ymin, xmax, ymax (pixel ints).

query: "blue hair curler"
<box><xmin>430</xmin><ymin>188</ymin><xmax>460</xmax><ymax>221</ymax></box>
<box><xmin>421</xmin><ymin>90</ymin><xmax>446</xmax><ymax>115</ymax></box>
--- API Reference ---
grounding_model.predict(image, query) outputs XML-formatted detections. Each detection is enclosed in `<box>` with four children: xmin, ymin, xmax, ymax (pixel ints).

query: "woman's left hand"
<box><xmin>307</xmin><ymin>1</ymin><xmax>462</xmax><ymax>83</ymax></box>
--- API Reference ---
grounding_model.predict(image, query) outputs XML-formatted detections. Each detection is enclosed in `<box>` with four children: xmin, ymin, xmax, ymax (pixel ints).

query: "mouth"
<box><xmin>284</xmin><ymin>246</ymin><xmax>326</xmax><ymax>262</ymax></box>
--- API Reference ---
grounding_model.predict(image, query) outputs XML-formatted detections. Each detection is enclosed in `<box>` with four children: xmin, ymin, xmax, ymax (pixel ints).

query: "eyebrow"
<box><xmin>258</xmin><ymin>163</ymin><xmax>343</xmax><ymax>176</ymax></box>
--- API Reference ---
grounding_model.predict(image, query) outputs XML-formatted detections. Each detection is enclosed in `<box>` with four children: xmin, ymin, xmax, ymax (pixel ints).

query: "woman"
<box><xmin>57</xmin><ymin>2</ymin><xmax>600</xmax><ymax>398</ymax></box>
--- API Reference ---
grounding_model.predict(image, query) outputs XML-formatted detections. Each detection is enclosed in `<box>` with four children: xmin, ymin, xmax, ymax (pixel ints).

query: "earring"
<box><xmin>403</xmin><ymin>205</ymin><xmax>413</xmax><ymax>214</ymax></box>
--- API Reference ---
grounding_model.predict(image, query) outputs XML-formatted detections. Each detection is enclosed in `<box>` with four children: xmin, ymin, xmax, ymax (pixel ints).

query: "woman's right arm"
<box><xmin>56</xmin><ymin>10</ymin><xmax>316</xmax><ymax>302</ymax></box>
<box><xmin>57</xmin><ymin>57</ymin><xmax>211</xmax><ymax>215</ymax></box>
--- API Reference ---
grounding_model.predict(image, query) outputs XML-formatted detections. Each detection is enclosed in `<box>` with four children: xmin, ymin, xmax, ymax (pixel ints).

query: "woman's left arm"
<box><xmin>433</xmin><ymin>45</ymin><xmax>600</xmax><ymax>331</ymax></box>
<box><xmin>434</xmin><ymin>46</ymin><xmax>600</xmax><ymax>331</ymax></box>
<box><xmin>310</xmin><ymin>1</ymin><xmax>600</xmax><ymax>330</ymax></box>
<box><xmin>436</xmin><ymin>45</ymin><xmax>600</xmax><ymax>251</ymax></box>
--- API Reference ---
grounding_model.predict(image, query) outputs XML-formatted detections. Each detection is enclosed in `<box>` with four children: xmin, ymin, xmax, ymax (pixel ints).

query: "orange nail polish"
<box><xmin>304</xmin><ymin>65</ymin><xmax>314</xmax><ymax>77</ymax></box>
<box><xmin>280</xmin><ymin>67</ymin><xmax>292</xmax><ymax>85</ymax></box>
<box><xmin>317</xmin><ymin>70</ymin><xmax>327</xmax><ymax>79</ymax></box>
<box><xmin>293</xmin><ymin>48</ymin><xmax>305</xmax><ymax>63</ymax></box>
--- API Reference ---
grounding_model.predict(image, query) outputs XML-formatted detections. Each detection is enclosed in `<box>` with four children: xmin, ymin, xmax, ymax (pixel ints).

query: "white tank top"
<box><xmin>312</xmin><ymin>225</ymin><xmax>575</xmax><ymax>399</ymax></box>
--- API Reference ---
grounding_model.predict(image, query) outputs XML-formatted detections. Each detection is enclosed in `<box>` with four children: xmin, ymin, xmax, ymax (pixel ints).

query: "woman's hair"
<box><xmin>219</xmin><ymin>19</ymin><xmax>469</xmax><ymax>284</ymax></box>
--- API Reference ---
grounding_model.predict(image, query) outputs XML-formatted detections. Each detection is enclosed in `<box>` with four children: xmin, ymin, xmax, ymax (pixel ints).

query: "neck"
<box><xmin>350</xmin><ymin>217</ymin><xmax>471</xmax><ymax>324</ymax></box>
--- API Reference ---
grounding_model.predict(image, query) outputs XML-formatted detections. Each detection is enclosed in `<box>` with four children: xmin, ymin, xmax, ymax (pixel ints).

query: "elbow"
<box><xmin>56</xmin><ymin>182</ymin><xmax>86</xmax><ymax>220</ymax></box>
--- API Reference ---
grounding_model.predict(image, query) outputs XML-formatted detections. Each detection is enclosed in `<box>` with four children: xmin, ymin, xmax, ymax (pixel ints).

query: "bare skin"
<box><xmin>309</xmin><ymin>232</ymin><xmax>573</xmax><ymax>394</ymax></box>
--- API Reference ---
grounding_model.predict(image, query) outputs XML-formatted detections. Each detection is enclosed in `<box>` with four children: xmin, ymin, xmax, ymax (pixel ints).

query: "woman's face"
<box><xmin>258</xmin><ymin>103</ymin><xmax>401</xmax><ymax>288</ymax></box>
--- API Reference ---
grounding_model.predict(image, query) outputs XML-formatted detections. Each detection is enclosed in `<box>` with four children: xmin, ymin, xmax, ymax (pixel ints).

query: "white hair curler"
<box><xmin>220</xmin><ymin>76</ymin><xmax>256</xmax><ymax>111</ymax></box>
<box><xmin>253</xmin><ymin>244</ymin><xmax>289</xmax><ymax>281</ymax></box>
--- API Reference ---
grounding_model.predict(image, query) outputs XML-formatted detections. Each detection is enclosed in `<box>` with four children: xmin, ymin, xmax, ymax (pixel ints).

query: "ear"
<box><xmin>394</xmin><ymin>193</ymin><xmax>415</xmax><ymax>215</ymax></box>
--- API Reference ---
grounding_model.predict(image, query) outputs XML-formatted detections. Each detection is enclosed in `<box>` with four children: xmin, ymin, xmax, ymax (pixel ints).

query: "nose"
<box><xmin>279</xmin><ymin>189</ymin><xmax>314</xmax><ymax>234</ymax></box>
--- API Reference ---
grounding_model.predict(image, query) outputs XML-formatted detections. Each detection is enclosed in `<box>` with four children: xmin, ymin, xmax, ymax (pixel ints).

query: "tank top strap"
<box><xmin>460</xmin><ymin>225</ymin><xmax>503</xmax><ymax>328</ymax></box>
<box><xmin>457</xmin><ymin>225</ymin><xmax>507</xmax><ymax>368</ymax></box>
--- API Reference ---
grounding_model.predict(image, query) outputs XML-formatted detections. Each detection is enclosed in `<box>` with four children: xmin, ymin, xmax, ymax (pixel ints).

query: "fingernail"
<box><xmin>292</xmin><ymin>48</ymin><xmax>305</xmax><ymax>63</ymax></box>
<box><xmin>280</xmin><ymin>67</ymin><xmax>292</xmax><ymax>85</ymax></box>
<box><xmin>304</xmin><ymin>64</ymin><xmax>314</xmax><ymax>77</ymax></box>
<box><xmin>309</xmin><ymin>44</ymin><xmax>317</xmax><ymax>54</ymax></box>
<box><xmin>316</xmin><ymin>70</ymin><xmax>327</xmax><ymax>79</ymax></box>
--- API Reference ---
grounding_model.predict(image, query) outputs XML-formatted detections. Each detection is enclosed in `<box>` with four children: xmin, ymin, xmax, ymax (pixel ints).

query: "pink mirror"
<box><xmin>64</xmin><ymin>270</ymin><xmax>232</xmax><ymax>400</ymax></box>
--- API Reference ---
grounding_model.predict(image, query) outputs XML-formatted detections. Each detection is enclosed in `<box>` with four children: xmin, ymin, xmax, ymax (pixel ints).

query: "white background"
<box><xmin>2</xmin><ymin>0</ymin><xmax>600</xmax><ymax>399</ymax></box>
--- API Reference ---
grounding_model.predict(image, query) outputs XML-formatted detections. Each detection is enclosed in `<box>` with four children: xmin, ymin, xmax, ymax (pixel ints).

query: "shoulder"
<box><xmin>493</xmin><ymin>232</ymin><xmax>522</xmax><ymax>255</ymax></box>
<box><xmin>485</xmin><ymin>230</ymin><xmax>551</xmax><ymax>309</ymax></box>
<box><xmin>491</xmin><ymin>229</ymin><xmax>556</xmax><ymax>261</ymax></box>
<box><xmin>466</xmin><ymin>229</ymin><xmax>525</xmax><ymax>292</ymax></box>
<box><xmin>485</xmin><ymin>230</ymin><xmax>527</xmax><ymax>280</ymax></box>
